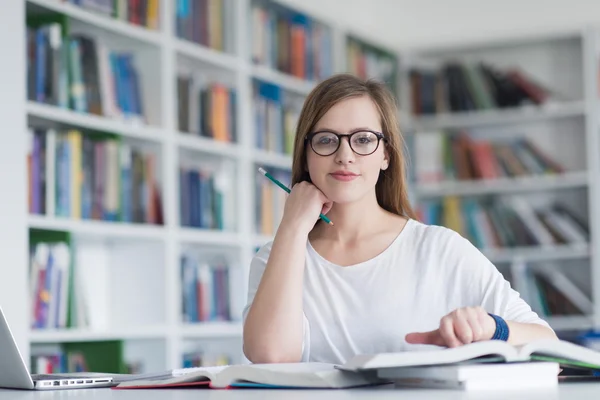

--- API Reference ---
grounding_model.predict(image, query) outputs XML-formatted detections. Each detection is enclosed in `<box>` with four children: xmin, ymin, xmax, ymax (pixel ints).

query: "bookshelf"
<box><xmin>401</xmin><ymin>29</ymin><xmax>600</xmax><ymax>334</ymax></box>
<box><xmin>3</xmin><ymin>0</ymin><xmax>403</xmax><ymax>373</ymax></box>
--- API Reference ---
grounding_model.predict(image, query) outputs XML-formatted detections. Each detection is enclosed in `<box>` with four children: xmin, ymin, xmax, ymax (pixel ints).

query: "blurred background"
<box><xmin>2</xmin><ymin>0</ymin><xmax>600</xmax><ymax>374</ymax></box>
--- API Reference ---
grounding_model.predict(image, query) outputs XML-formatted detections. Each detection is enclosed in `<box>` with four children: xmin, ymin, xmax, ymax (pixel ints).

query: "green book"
<box><xmin>62</xmin><ymin>340</ymin><xmax>127</xmax><ymax>374</ymax></box>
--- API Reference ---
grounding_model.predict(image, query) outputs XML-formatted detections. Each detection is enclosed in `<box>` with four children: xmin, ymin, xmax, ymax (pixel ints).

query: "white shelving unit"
<box><xmin>401</xmin><ymin>29</ymin><xmax>600</xmax><ymax>331</ymax></box>
<box><xmin>6</xmin><ymin>0</ymin><xmax>385</xmax><ymax>372</ymax></box>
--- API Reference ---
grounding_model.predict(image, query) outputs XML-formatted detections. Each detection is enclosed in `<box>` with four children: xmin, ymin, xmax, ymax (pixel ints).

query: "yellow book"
<box><xmin>147</xmin><ymin>0</ymin><xmax>159</xmax><ymax>30</ymax></box>
<box><xmin>442</xmin><ymin>196</ymin><xmax>464</xmax><ymax>236</ymax></box>
<box><xmin>68</xmin><ymin>130</ymin><xmax>82</xmax><ymax>219</ymax></box>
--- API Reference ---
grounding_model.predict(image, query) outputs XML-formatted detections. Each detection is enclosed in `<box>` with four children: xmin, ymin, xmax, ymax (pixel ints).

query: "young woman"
<box><xmin>242</xmin><ymin>74</ymin><xmax>558</xmax><ymax>365</ymax></box>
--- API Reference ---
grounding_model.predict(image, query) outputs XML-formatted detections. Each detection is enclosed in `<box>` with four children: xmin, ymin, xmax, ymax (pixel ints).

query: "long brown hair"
<box><xmin>291</xmin><ymin>73</ymin><xmax>417</xmax><ymax>220</ymax></box>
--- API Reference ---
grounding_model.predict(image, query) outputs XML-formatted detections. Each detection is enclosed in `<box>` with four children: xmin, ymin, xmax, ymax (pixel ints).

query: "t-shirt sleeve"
<box><xmin>242</xmin><ymin>241</ymin><xmax>311</xmax><ymax>362</ymax></box>
<box><xmin>450</xmin><ymin>233</ymin><xmax>552</xmax><ymax>329</ymax></box>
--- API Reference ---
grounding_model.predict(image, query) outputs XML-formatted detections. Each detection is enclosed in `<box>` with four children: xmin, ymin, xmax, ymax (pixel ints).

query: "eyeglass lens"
<box><xmin>311</xmin><ymin>131</ymin><xmax>380</xmax><ymax>156</ymax></box>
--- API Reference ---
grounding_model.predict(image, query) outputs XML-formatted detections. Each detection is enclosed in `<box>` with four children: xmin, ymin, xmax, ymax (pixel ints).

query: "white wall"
<box><xmin>278</xmin><ymin>0</ymin><xmax>600</xmax><ymax>51</ymax></box>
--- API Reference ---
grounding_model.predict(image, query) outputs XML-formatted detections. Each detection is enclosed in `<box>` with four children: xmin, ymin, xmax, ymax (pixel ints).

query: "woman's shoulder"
<box><xmin>404</xmin><ymin>218</ymin><xmax>468</xmax><ymax>249</ymax></box>
<box><xmin>406</xmin><ymin>219</ymin><xmax>493</xmax><ymax>271</ymax></box>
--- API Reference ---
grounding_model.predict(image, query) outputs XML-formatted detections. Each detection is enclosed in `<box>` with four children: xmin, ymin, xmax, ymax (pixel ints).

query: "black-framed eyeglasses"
<box><xmin>305</xmin><ymin>130</ymin><xmax>387</xmax><ymax>156</ymax></box>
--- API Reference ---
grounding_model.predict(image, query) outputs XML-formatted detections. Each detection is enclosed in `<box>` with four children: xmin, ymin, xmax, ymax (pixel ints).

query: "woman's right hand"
<box><xmin>280</xmin><ymin>181</ymin><xmax>333</xmax><ymax>234</ymax></box>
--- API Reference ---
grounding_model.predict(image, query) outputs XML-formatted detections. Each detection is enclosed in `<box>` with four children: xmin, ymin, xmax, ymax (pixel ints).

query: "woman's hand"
<box><xmin>280</xmin><ymin>181</ymin><xmax>333</xmax><ymax>234</ymax></box>
<box><xmin>405</xmin><ymin>307</ymin><xmax>497</xmax><ymax>348</ymax></box>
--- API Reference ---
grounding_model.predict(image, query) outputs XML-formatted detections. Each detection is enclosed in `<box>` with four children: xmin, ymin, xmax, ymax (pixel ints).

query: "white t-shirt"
<box><xmin>242</xmin><ymin>218</ymin><xmax>550</xmax><ymax>365</ymax></box>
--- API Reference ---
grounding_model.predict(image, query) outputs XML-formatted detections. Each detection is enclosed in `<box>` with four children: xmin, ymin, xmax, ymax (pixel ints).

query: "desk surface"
<box><xmin>1</xmin><ymin>383</ymin><xmax>600</xmax><ymax>400</ymax></box>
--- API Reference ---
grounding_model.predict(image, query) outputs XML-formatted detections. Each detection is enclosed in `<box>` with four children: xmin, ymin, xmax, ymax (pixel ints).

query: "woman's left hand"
<box><xmin>405</xmin><ymin>307</ymin><xmax>497</xmax><ymax>348</ymax></box>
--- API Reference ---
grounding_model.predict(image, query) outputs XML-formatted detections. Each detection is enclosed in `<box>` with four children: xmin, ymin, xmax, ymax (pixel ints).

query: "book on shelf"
<box><xmin>175</xmin><ymin>0</ymin><xmax>233</xmax><ymax>52</ymax></box>
<box><xmin>179</xmin><ymin>162</ymin><xmax>235</xmax><ymax>230</ymax></box>
<box><xmin>26</xmin><ymin>12</ymin><xmax>147</xmax><ymax>124</ymax></box>
<box><xmin>61</xmin><ymin>0</ymin><xmax>160</xmax><ymax>30</ymax></box>
<box><xmin>253</xmin><ymin>80</ymin><xmax>301</xmax><ymax>154</ymax></box>
<box><xmin>27</xmin><ymin>128</ymin><xmax>164</xmax><ymax>224</ymax></box>
<box><xmin>418</xmin><ymin>196</ymin><xmax>589</xmax><ymax>250</ymax></box>
<box><xmin>182</xmin><ymin>352</ymin><xmax>231</xmax><ymax>368</ymax></box>
<box><xmin>413</xmin><ymin>131</ymin><xmax>565</xmax><ymax>185</ymax></box>
<box><xmin>409</xmin><ymin>61</ymin><xmax>567</xmax><ymax>116</ymax></box>
<box><xmin>180</xmin><ymin>253</ymin><xmax>233</xmax><ymax>323</ymax></box>
<box><xmin>31</xmin><ymin>340</ymin><xmax>131</xmax><ymax>375</ymax></box>
<box><xmin>250</xmin><ymin>0</ymin><xmax>334</xmax><ymax>81</ymax></box>
<box><xmin>511</xmin><ymin>261</ymin><xmax>593</xmax><ymax>319</ymax></box>
<box><xmin>255</xmin><ymin>168</ymin><xmax>290</xmax><ymax>235</ymax></box>
<box><xmin>29</xmin><ymin>230</ymin><xmax>73</xmax><ymax>330</ymax></box>
<box><xmin>177</xmin><ymin>73</ymin><xmax>237</xmax><ymax>142</ymax></box>
<box><xmin>346</xmin><ymin>36</ymin><xmax>397</xmax><ymax>93</ymax></box>
<box><xmin>29</xmin><ymin>228</ymin><xmax>119</xmax><ymax>331</ymax></box>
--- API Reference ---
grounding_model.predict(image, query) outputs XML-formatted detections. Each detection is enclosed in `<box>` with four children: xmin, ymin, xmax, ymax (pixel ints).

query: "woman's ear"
<box><xmin>381</xmin><ymin>149</ymin><xmax>390</xmax><ymax>171</ymax></box>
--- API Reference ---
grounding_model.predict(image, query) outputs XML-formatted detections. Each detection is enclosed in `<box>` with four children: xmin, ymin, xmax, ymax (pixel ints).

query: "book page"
<box><xmin>342</xmin><ymin>340</ymin><xmax>518</xmax><ymax>370</ymax></box>
<box><xmin>520</xmin><ymin>339</ymin><xmax>600</xmax><ymax>368</ymax></box>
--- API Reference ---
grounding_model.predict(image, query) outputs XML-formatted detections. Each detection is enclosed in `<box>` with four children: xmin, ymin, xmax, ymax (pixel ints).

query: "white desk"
<box><xmin>1</xmin><ymin>383</ymin><xmax>600</xmax><ymax>400</ymax></box>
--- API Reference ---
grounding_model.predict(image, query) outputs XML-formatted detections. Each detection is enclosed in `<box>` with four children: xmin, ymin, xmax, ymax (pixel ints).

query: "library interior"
<box><xmin>5</xmin><ymin>0</ymin><xmax>600</xmax><ymax>396</ymax></box>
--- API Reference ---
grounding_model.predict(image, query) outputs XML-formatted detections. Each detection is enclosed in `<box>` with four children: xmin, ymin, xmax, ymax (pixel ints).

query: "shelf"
<box><xmin>546</xmin><ymin>316</ymin><xmax>595</xmax><ymax>331</ymax></box>
<box><xmin>27</xmin><ymin>102</ymin><xmax>165</xmax><ymax>143</ymax></box>
<box><xmin>177</xmin><ymin>133</ymin><xmax>240</xmax><ymax>158</ymax></box>
<box><xmin>28</xmin><ymin>215</ymin><xmax>166</xmax><ymax>241</ymax></box>
<box><xmin>179</xmin><ymin>322</ymin><xmax>242</xmax><ymax>338</ymax></box>
<box><xmin>178</xmin><ymin>227</ymin><xmax>242</xmax><ymax>247</ymax></box>
<box><xmin>29</xmin><ymin>326</ymin><xmax>169</xmax><ymax>343</ymax></box>
<box><xmin>251</xmin><ymin>64</ymin><xmax>315</xmax><ymax>95</ymax></box>
<box><xmin>27</xmin><ymin>0</ymin><xmax>163</xmax><ymax>47</ymax></box>
<box><xmin>174</xmin><ymin>39</ymin><xmax>240</xmax><ymax>71</ymax></box>
<box><xmin>483</xmin><ymin>244</ymin><xmax>590</xmax><ymax>264</ymax></box>
<box><xmin>252</xmin><ymin>149</ymin><xmax>293</xmax><ymax>170</ymax></box>
<box><xmin>411</xmin><ymin>101</ymin><xmax>586</xmax><ymax>130</ymax></box>
<box><xmin>414</xmin><ymin>171</ymin><xmax>589</xmax><ymax>198</ymax></box>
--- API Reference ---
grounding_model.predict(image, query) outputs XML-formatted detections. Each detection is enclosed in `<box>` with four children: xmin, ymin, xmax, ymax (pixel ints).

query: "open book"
<box><xmin>114</xmin><ymin>363</ymin><xmax>387</xmax><ymax>389</ymax></box>
<box><xmin>340</xmin><ymin>339</ymin><xmax>600</xmax><ymax>371</ymax></box>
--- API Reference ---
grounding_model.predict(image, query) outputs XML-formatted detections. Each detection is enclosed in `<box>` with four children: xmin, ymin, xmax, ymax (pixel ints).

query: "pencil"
<box><xmin>258</xmin><ymin>167</ymin><xmax>334</xmax><ymax>226</ymax></box>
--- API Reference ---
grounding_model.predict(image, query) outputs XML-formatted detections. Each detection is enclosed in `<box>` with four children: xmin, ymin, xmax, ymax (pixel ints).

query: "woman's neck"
<box><xmin>310</xmin><ymin>193</ymin><xmax>393</xmax><ymax>244</ymax></box>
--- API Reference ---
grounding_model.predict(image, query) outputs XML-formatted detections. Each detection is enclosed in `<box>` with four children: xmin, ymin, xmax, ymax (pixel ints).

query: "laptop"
<box><xmin>0</xmin><ymin>305</ymin><xmax>114</xmax><ymax>390</ymax></box>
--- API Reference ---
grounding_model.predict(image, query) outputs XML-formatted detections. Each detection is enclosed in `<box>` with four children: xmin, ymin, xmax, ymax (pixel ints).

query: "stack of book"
<box><xmin>410</xmin><ymin>62</ymin><xmax>557</xmax><ymax>115</ymax></box>
<box><xmin>31</xmin><ymin>340</ymin><xmax>133</xmax><ymax>374</ymax></box>
<box><xmin>250</xmin><ymin>0</ymin><xmax>334</xmax><ymax>81</ymax></box>
<box><xmin>253</xmin><ymin>80</ymin><xmax>301</xmax><ymax>155</ymax></box>
<box><xmin>29</xmin><ymin>230</ymin><xmax>72</xmax><ymax>330</ymax></box>
<box><xmin>114</xmin><ymin>339</ymin><xmax>600</xmax><ymax>390</ymax></box>
<box><xmin>63</xmin><ymin>0</ymin><xmax>160</xmax><ymax>30</ymax></box>
<box><xmin>346</xmin><ymin>36</ymin><xmax>397</xmax><ymax>93</ymax></box>
<box><xmin>177</xmin><ymin>74</ymin><xmax>237</xmax><ymax>142</ymax></box>
<box><xmin>27</xmin><ymin>15</ymin><xmax>146</xmax><ymax>122</ymax></box>
<box><xmin>182</xmin><ymin>352</ymin><xmax>231</xmax><ymax>368</ymax></box>
<box><xmin>178</xmin><ymin>163</ymin><xmax>235</xmax><ymax>231</ymax></box>
<box><xmin>175</xmin><ymin>0</ymin><xmax>230</xmax><ymax>51</ymax></box>
<box><xmin>418</xmin><ymin>197</ymin><xmax>589</xmax><ymax>249</ymax></box>
<box><xmin>27</xmin><ymin>128</ymin><xmax>163</xmax><ymax>224</ymax></box>
<box><xmin>413</xmin><ymin>132</ymin><xmax>565</xmax><ymax>184</ymax></box>
<box><xmin>180</xmin><ymin>254</ymin><xmax>233</xmax><ymax>323</ymax></box>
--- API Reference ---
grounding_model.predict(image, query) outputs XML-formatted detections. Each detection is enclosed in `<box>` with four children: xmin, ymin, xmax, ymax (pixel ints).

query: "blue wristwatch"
<box><xmin>488</xmin><ymin>313</ymin><xmax>509</xmax><ymax>341</ymax></box>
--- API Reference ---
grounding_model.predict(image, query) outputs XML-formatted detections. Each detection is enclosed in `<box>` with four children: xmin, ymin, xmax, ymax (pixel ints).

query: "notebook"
<box><xmin>114</xmin><ymin>362</ymin><xmax>387</xmax><ymax>389</ymax></box>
